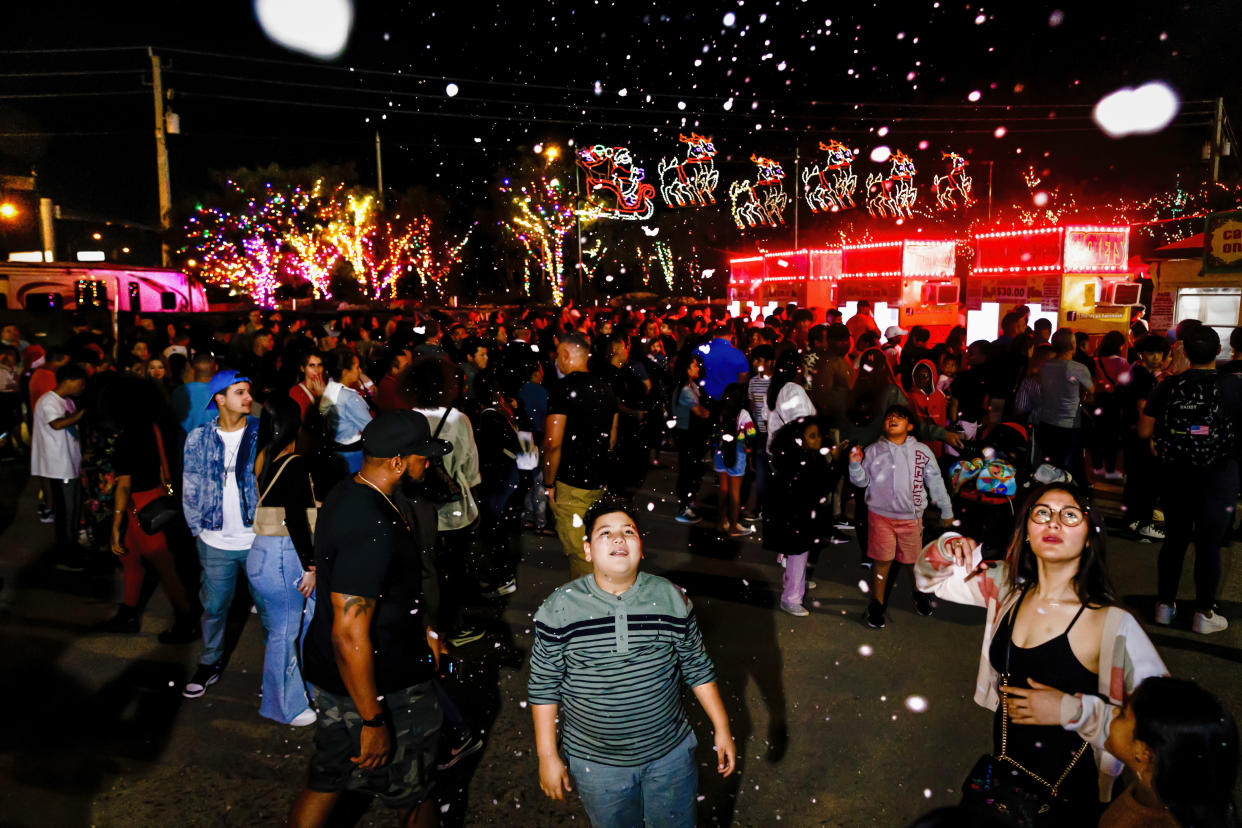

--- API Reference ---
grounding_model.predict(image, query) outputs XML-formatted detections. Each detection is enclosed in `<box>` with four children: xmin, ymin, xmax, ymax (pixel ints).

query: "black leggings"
<box><xmin>675</xmin><ymin>427</ymin><xmax>708</xmax><ymax>511</ymax></box>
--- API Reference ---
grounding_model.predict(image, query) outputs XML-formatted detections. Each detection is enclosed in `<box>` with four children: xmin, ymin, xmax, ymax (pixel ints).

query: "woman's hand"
<box><xmin>1001</xmin><ymin>679</ymin><xmax>1067</xmax><ymax>725</ymax></box>
<box><xmin>297</xmin><ymin>569</ymin><xmax>316</xmax><ymax>597</ymax></box>
<box><xmin>942</xmin><ymin>536</ymin><xmax>978</xmax><ymax>567</ymax></box>
<box><xmin>110</xmin><ymin>530</ymin><xmax>128</xmax><ymax>558</ymax></box>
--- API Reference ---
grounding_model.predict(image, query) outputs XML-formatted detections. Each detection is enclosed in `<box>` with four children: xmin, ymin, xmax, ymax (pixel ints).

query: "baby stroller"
<box><xmin>945</xmin><ymin>422</ymin><xmax>1034</xmax><ymax>561</ymax></box>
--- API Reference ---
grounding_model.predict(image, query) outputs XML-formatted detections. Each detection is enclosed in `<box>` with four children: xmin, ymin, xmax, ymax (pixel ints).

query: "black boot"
<box><xmin>158</xmin><ymin>612</ymin><xmax>201</xmax><ymax>645</ymax></box>
<box><xmin>95</xmin><ymin>604</ymin><xmax>140</xmax><ymax>634</ymax></box>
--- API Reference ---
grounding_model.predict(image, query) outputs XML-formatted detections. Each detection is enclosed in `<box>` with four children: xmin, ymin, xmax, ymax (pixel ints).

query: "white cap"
<box><xmin>884</xmin><ymin>325</ymin><xmax>908</xmax><ymax>340</ymax></box>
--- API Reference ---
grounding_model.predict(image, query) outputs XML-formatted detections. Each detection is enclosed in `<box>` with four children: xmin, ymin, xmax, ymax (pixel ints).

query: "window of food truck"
<box><xmin>966</xmin><ymin>303</ymin><xmax>1000</xmax><ymax>345</ymax></box>
<box><xmin>1025</xmin><ymin>303</ymin><xmax>1059</xmax><ymax>337</ymax></box>
<box><xmin>1175</xmin><ymin>287</ymin><xmax>1241</xmax><ymax>360</ymax></box>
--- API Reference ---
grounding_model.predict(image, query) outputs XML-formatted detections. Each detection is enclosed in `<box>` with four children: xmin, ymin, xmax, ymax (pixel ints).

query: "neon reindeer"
<box><xmin>802</xmin><ymin>140</ymin><xmax>858</xmax><ymax>213</ymax></box>
<box><xmin>865</xmin><ymin>150</ymin><xmax>918</xmax><ymax>219</ymax></box>
<box><xmin>577</xmin><ymin>144</ymin><xmax>656</xmax><ymax>221</ymax></box>
<box><xmin>729</xmin><ymin>155</ymin><xmax>788</xmax><ymax>229</ymax></box>
<box><xmin>658</xmin><ymin>133</ymin><xmax>719</xmax><ymax>208</ymax></box>
<box><xmin>932</xmin><ymin>151</ymin><xmax>973</xmax><ymax>209</ymax></box>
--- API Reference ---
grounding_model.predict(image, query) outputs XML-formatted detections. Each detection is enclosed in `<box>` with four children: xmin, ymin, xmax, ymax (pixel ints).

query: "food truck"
<box><xmin>727</xmin><ymin>248</ymin><xmax>841</xmax><ymax>317</ymax></box>
<box><xmin>967</xmin><ymin>224</ymin><xmax>1138</xmax><ymax>342</ymax></box>
<box><xmin>836</xmin><ymin>238</ymin><xmax>959</xmax><ymax>338</ymax></box>
<box><xmin>1147</xmin><ymin>209</ymin><xmax>1242</xmax><ymax>356</ymax></box>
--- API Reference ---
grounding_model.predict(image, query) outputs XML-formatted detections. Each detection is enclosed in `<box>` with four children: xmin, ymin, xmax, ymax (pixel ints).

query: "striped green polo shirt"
<box><xmin>528</xmin><ymin>571</ymin><xmax>718</xmax><ymax>767</ymax></box>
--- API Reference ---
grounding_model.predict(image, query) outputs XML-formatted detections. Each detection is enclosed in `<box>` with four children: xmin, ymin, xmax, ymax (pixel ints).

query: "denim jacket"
<box><xmin>181</xmin><ymin>417</ymin><xmax>260</xmax><ymax>536</ymax></box>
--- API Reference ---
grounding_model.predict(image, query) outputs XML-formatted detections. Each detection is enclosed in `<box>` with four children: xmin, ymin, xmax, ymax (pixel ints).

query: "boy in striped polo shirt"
<box><xmin>529</xmin><ymin>496</ymin><xmax>736</xmax><ymax>827</ymax></box>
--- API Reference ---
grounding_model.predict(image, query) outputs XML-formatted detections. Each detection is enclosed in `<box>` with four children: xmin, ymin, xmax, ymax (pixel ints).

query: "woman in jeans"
<box><xmin>249</xmin><ymin>396</ymin><xmax>318</xmax><ymax>726</ymax></box>
<box><xmin>319</xmin><ymin>350</ymin><xmax>372</xmax><ymax>474</ymax></box>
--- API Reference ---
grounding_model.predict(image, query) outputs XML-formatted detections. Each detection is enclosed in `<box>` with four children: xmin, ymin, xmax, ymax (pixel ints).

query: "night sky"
<box><xmin>0</xmin><ymin>1</ymin><xmax>1237</xmax><ymax>272</ymax></box>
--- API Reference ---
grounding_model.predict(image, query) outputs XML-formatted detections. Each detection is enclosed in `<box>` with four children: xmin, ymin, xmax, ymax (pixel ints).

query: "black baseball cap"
<box><xmin>362</xmin><ymin>410</ymin><xmax>452</xmax><ymax>459</ymax></box>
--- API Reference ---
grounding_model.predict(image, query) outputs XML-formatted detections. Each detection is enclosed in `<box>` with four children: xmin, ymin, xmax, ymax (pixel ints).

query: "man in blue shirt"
<box><xmin>699</xmin><ymin>326</ymin><xmax>749</xmax><ymax>403</ymax></box>
<box><xmin>171</xmin><ymin>353</ymin><xmax>217</xmax><ymax>435</ymax></box>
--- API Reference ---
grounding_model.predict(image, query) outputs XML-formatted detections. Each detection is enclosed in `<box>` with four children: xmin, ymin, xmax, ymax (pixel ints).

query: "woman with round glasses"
<box><xmin>915</xmin><ymin>483</ymin><xmax>1167</xmax><ymax>820</ymax></box>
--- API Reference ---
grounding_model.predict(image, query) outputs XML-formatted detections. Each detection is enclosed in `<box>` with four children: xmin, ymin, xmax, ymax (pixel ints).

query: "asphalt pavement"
<box><xmin>0</xmin><ymin>459</ymin><xmax>1238</xmax><ymax>827</ymax></box>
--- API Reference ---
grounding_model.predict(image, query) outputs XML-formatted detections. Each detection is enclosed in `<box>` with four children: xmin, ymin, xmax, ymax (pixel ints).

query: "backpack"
<box><xmin>1153</xmin><ymin>372</ymin><xmax>1236</xmax><ymax>466</ymax></box>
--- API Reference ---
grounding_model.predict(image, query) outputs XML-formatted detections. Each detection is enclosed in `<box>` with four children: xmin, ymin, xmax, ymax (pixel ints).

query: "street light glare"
<box><xmin>0</xmin><ymin>202</ymin><xmax>17</xmax><ymax>219</ymax></box>
<box><xmin>545</xmin><ymin>145</ymin><xmax>560</xmax><ymax>161</ymax></box>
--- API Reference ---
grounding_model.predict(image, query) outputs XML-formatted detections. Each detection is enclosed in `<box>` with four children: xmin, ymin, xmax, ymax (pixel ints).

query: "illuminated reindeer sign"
<box><xmin>802</xmin><ymin>140</ymin><xmax>858</xmax><ymax>213</ymax></box>
<box><xmin>932</xmin><ymin>151</ymin><xmax>973</xmax><ymax>209</ymax></box>
<box><xmin>865</xmin><ymin>150</ymin><xmax>918</xmax><ymax>219</ymax></box>
<box><xmin>658</xmin><ymin>133</ymin><xmax>719</xmax><ymax>208</ymax></box>
<box><xmin>729</xmin><ymin>155</ymin><xmax>788</xmax><ymax>229</ymax></box>
<box><xmin>577</xmin><ymin>144</ymin><xmax>656</xmax><ymax>221</ymax></box>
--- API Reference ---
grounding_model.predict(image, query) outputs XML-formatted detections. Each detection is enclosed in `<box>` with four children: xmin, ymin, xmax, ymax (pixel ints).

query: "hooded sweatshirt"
<box><xmin>906</xmin><ymin>358</ymin><xmax>948</xmax><ymax>456</ymax></box>
<box><xmin>849</xmin><ymin>436</ymin><xmax>954</xmax><ymax>521</ymax></box>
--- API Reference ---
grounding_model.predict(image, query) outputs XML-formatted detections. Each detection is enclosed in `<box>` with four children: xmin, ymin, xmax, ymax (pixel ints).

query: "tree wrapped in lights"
<box><xmin>407</xmin><ymin>216</ymin><xmax>475</xmax><ymax>300</ymax></box>
<box><xmin>501</xmin><ymin>173</ymin><xmax>578</xmax><ymax>303</ymax></box>
<box><xmin>181</xmin><ymin>180</ymin><xmax>322</xmax><ymax>306</ymax></box>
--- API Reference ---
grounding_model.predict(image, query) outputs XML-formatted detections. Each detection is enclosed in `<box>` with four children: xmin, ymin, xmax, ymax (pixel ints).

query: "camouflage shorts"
<box><xmin>307</xmin><ymin>681</ymin><xmax>442</xmax><ymax>809</ymax></box>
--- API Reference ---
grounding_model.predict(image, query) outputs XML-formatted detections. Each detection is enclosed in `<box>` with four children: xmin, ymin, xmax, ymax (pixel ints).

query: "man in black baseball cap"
<box><xmin>291</xmin><ymin>410</ymin><xmax>451</xmax><ymax>827</ymax></box>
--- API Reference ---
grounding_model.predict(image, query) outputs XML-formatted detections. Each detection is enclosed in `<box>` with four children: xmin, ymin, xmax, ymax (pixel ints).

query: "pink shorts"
<box><xmin>867</xmin><ymin>513</ymin><xmax>923</xmax><ymax>564</ymax></box>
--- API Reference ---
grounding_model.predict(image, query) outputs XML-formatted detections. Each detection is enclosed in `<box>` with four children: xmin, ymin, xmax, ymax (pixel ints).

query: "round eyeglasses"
<box><xmin>1029</xmin><ymin>504</ymin><xmax>1086</xmax><ymax>527</ymax></box>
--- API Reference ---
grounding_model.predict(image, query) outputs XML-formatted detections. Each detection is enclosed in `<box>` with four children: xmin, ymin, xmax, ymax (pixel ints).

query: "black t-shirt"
<box><xmin>950</xmin><ymin>367</ymin><xmax>990</xmax><ymax>422</ymax></box>
<box><xmin>114</xmin><ymin>423</ymin><xmax>164</xmax><ymax>492</ymax></box>
<box><xmin>303</xmin><ymin>480</ymin><xmax>434</xmax><ymax>695</ymax></box>
<box><xmin>547</xmin><ymin>370</ymin><xmax>617</xmax><ymax>490</ymax></box>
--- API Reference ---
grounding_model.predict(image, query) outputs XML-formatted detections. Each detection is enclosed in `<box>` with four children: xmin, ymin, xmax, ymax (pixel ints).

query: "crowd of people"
<box><xmin>3</xmin><ymin>298</ymin><xmax>1240</xmax><ymax>826</ymax></box>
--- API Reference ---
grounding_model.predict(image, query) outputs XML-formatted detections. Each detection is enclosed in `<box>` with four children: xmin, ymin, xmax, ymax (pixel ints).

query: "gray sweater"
<box><xmin>849</xmin><ymin>436</ymin><xmax>954</xmax><ymax>521</ymax></box>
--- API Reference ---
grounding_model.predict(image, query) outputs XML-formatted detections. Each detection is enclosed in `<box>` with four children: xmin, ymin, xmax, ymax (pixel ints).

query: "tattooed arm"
<box><xmin>330</xmin><ymin>591</ymin><xmax>390</xmax><ymax>768</ymax></box>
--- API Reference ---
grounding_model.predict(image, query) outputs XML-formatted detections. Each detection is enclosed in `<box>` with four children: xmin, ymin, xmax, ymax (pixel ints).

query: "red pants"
<box><xmin>120</xmin><ymin>488</ymin><xmax>179</xmax><ymax>608</ymax></box>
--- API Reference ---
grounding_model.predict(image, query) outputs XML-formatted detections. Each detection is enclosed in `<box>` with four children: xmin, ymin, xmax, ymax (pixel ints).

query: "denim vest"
<box><xmin>181</xmin><ymin>417</ymin><xmax>259</xmax><ymax>536</ymax></box>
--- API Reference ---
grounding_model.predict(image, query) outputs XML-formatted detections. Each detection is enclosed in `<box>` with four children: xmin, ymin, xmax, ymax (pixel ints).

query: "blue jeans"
<box><xmin>246</xmin><ymin>535</ymin><xmax>315</xmax><ymax>723</ymax></box>
<box><xmin>567</xmin><ymin>732</ymin><xmax>698</xmax><ymax>828</ymax></box>
<box><xmin>196</xmin><ymin>537</ymin><xmax>252</xmax><ymax>666</ymax></box>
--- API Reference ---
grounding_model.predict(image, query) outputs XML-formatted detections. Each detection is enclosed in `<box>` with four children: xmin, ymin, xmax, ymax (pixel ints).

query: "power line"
<box><xmin>0</xmin><ymin>69</ymin><xmax>146</xmax><ymax>79</ymax></box>
<box><xmin>0</xmin><ymin>90</ymin><xmax>147</xmax><ymax>100</ymax></box>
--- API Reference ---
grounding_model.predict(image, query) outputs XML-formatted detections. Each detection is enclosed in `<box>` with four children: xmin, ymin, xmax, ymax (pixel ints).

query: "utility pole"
<box><xmin>574</xmin><ymin>154</ymin><xmax>584</xmax><ymax>303</ymax></box>
<box><xmin>793</xmin><ymin>148</ymin><xmax>800</xmax><ymax>249</ymax></box>
<box><xmin>149</xmin><ymin>48</ymin><xmax>172</xmax><ymax>267</ymax></box>
<box><xmin>1207</xmin><ymin>97</ymin><xmax>1226</xmax><ymax>205</ymax></box>
<box><xmin>985</xmin><ymin>161</ymin><xmax>994</xmax><ymax>223</ymax></box>
<box><xmin>375</xmin><ymin>130</ymin><xmax>385</xmax><ymax>207</ymax></box>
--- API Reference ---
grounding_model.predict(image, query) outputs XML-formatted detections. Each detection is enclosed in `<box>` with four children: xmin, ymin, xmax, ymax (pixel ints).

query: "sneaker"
<box><xmin>1105</xmin><ymin>471</ymin><xmax>1125</xmax><ymax>482</ymax></box>
<box><xmin>38</xmin><ymin>509</ymin><xmax>54</xmax><ymax>524</ymax></box>
<box><xmin>864</xmin><ymin>600</ymin><xmax>886</xmax><ymax>629</ymax></box>
<box><xmin>448</xmin><ymin>628</ymin><xmax>486</xmax><ymax>648</ymax></box>
<box><xmin>729</xmin><ymin>524</ymin><xmax>756</xmax><ymax>538</ymax></box>
<box><xmin>826</xmin><ymin>527</ymin><xmax>851</xmax><ymax>544</ymax></box>
<box><xmin>860</xmin><ymin>559</ymin><xmax>874</xmax><ymax>570</ymax></box>
<box><xmin>289</xmin><ymin>709</ymin><xmax>318</xmax><ymax>727</ymax></box>
<box><xmin>674</xmin><ymin>508</ymin><xmax>702</xmax><ymax>524</ymax></box>
<box><xmin>779</xmin><ymin>601</ymin><xmax>810</xmax><ymax>617</ymax></box>
<box><xmin>913</xmin><ymin>592</ymin><xmax>935</xmax><ymax>617</ymax></box>
<box><xmin>183</xmin><ymin>663</ymin><xmax>223</xmax><ymax>698</ymax></box>
<box><xmin>1192</xmin><ymin>611</ymin><xmax>1229</xmax><ymax>634</ymax></box>
<box><xmin>482</xmin><ymin>579</ymin><xmax>518</xmax><ymax>598</ymax></box>
<box><xmin>1153</xmin><ymin>602</ymin><xmax>1176</xmax><ymax>626</ymax></box>
<box><xmin>437</xmin><ymin>732</ymin><xmax>485</xmax><ymax>770</ymax></box>
<box><xmin>834</xmin><ymin>520</ymin><xmax>855</xmax><ymax>532</ymax></box>
<box><xmin>806</xmin><ymin>581</ymin><xmax>817</xmax><ymax>590</ymax></box>
<box><xmin>1137</xmin><ymin>523</ymin><xmax>1165</xmax><ymax>541</ymax></box>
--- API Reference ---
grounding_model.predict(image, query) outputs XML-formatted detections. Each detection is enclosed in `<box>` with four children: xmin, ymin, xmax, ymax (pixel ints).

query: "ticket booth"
<box><xmin>1148</xmin><ymin>210</ymin><xmax>1242</xmax><ymax>358</ymax></box>
<box><xmin>838</xmin><ymin>239</ymin><xmax>959</xmax><ymax>339</ymax></box>
<box><xmin>968</xmin><ymin>225</ymin><xmax>1137</xmax><ymax>341</ymax></box>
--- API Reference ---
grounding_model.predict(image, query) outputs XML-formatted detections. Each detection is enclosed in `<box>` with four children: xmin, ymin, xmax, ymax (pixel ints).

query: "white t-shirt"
<box><xmin>31</xmin><ymin>390</ymin><xmax>81</xmax><ymax>480</ymax></box>
<box><xmin>414</xmin><ymin>406</ymin><xmax>482</xmax><ymax>531</ymax></box>
<box><xmin>199</xmin><ymin>427</ymin><xmax>256</xmax><ymax>551</ymax></box>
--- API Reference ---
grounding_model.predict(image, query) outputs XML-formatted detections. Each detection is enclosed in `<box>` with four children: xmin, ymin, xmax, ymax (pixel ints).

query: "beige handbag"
<box><xmin>252</xmin><ymin>455</ymin><xmax>321</xmax><ymax>537</ymax></box>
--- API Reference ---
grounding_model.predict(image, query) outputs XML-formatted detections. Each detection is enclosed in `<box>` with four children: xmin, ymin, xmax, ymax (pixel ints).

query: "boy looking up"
<box><xmin>528</xmin><ymin>496</ymin><xmax>736</xmax><ymax>828</ymax></box>
<box><xmin>850</xmin><ymin>404</ymin><xmax>954</xmax><ymax>629</ymax></box>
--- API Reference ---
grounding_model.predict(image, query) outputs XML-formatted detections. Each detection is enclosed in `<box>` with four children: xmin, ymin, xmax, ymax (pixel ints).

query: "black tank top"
<box><xmin>988</xmin><ymin>589</ymin><xmax>1102</xmax><ymax>818</ymax></box>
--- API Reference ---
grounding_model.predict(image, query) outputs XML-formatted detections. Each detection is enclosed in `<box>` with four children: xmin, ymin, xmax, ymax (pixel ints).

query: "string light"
<box><xmin>577</xmin><ymin>144</ymin><xmax>657</xmax><ymax>221</ymax></box>
<box><xmin>729</xmin><ymin>154</ymin><xmax>788</xmax><ymax>229</ymax></box>
<box><xmin>654</xmin><ymin>240</ymin><xmax>675</xmax><ymax>290</ymax></box>
<box><xmin>932</xmin><ymin>151</ymin><xmax>973</xmax><ymax>209</ymax></box>
<box><xmin>657</xmin><ymin>133</ymin><xmax>719</xmax><ymax>208</ymax></box>
<box><xmin>865</xmin><ymin>150</ymin><xmax>917</xmax><ymax>219</ymax></box>
<box><xmin>501</xmin><ymin>174</ymin><xmax>579</xmax><ymax>303</ymax></box>
<box><xmin>802</xmin><ymin>140</ymin><xmax>858</xmax><ymax>213</ymax></box>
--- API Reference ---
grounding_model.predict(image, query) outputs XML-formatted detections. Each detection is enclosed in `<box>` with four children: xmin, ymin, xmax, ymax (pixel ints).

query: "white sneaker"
<box><xmin>1192</xmin><ymin>611</ymin><xmax>1229</xmax><ymax>634</ymax></box>
<box><xmin>806</xmin><ymin>581</ymin><xmax>817</xmax><ymax>590</ymax></box>
<box><xmin>1137</xmin><ymin>523</ymin><xmax>1165</xmax><ymax>541</ymax></box>
<box><xmin>1105</xmin><ymin>471</ymin><xmax>1125</xmax><ymax>482</ymax></box>
<box><xmin>779</xmin><ymin>601</ymin><xmax>810</xmax><ymax>617</ymax></box>
<box><xmin>289</xmin><ymin>709</ymin><xmax>318</xmax><ymax>727</ymax></box>
<box><xmin>1154</xmin><ymin>602</ymin><xmax>1176</xmax><ymax>625</ymax></box>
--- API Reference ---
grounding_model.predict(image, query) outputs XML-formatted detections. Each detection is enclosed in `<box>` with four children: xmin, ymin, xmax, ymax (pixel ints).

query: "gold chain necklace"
<box><xmin>356</xmin><ymin>473</ymin><xmax>407</xmax><ymax>527</ymax></box>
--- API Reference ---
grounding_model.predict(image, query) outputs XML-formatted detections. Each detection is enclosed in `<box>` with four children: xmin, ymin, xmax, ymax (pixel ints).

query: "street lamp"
<box><xmin>0</xmin><ymin>202</ymin><xmax>17</xmax><ymax>220</ymax></box>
